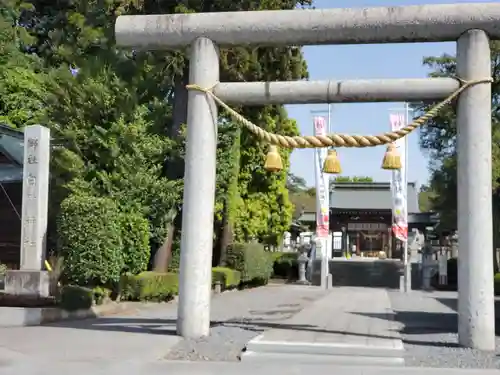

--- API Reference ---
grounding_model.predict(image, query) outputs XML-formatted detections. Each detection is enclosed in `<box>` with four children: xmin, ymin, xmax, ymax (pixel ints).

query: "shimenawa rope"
<box><xmin>186</xmin><ymin>76</ymin><xmax>493</xmax><ymax>149</ymax></box>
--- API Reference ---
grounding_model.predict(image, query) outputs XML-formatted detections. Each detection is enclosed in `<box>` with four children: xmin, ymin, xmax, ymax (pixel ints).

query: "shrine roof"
<box><xmin>330</xmin><ymin>181</ymin><xmax>419</xmax><ymax>213</ymax></box>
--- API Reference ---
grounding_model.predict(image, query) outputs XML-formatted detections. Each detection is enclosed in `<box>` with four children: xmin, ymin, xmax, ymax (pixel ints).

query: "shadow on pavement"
<box><xmin>50</xmin><ymin>317</ymin><xmax>179</xmax><ymax>335</ymax></box>
<box><xmin>352</xmin><ymin>310</ymin><xmax>463</xmax><ymax>347</ymax></box>
<box><xmin>352</xmin><ymin>295</ymin><xmax>500</xmax><ymax>348</ymax></box>
<box><xmin>436</xmin><ymin>296</ymin><xmax>500</xmax><ymax>319</ymax></box>
<box><xmin>47</xmin><ymin>315</ymin><xmax>399</xmax><ymax>343</ymax></box>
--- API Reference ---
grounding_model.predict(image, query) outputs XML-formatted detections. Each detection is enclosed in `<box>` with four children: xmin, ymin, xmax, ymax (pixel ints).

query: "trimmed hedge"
<box><xmin>119</xmin><ymin>271</ymin><xmax>179</xmax><ymax>302</ymax></box>
<box><xmin>59</xmin><ymin>285</ymin><xmax>113</xmax><ymax>310</ymax></box>
<box><xmin>57</xmin><ymin>194</ymin><xmax>123</xmax><ymax>286</ymax></box>
<box><xmin>212</xmin><ymin>267</ymin><xmax>241</xmax><ymax>289</ymax></box>
<box><xmin>120</xmin><ymin>268</ymin><xmax>244</xmax><ymax>301</ymax></box>
<box><xmin>226</xmin><ymin>243</ymin><xmax>273</xmax><ymax>286</ymax></box>
<box><xmin>272</xmin><ymin>252</ymin><xmax>299</xmax><ymax>280</ymax></box>
<box><xmin>59</xmin><ymin>285</ymin><xmax>94</xmax><ymax>311</ymax></box>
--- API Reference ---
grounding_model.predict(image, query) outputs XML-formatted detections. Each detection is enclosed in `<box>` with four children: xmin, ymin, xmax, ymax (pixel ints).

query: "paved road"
<box><xmin>0</xmin><ymin>284</ymin><xmax>327</xmax><ymax>371</ymax></box>
<box><xmin>1</xmin><ymin>285</ymin><xmax>500</xmax><ymax>373</ymax></box>
<box><xmin>242</xmin><ymin>287</ymin><xmax>404</xmax><ymax>366</ymax></box>
<box><xmin>2</xmin><ymin>359</ymin><xmax>500</xmax><ymax>375</ymax></box>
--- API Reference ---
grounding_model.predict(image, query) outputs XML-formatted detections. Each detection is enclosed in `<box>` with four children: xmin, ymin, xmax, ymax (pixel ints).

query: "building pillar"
<box><xmin>456</xmin><ymin>29</ymin><xmax>495</xmax><ymax>350</ymax></box>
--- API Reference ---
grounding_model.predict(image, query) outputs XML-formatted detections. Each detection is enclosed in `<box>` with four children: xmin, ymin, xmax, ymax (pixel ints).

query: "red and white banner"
<box><xmin>389</xmin><ymin>113</ymin><xmax>408</xmax><ymax>242</ymax></box>
<box><xmin>313</xmin><ymin>116</ymin><xmax>329</xmax><ymax>238</ymax></box>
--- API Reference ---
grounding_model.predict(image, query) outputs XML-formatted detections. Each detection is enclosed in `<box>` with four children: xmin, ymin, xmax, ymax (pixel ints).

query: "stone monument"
<box><xmin>5</xmin><ymin>125</ymin><xmax>50</xmax><ymax>297</ymax></box>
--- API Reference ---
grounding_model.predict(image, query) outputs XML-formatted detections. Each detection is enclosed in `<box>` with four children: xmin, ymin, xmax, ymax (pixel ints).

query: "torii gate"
<box><xmin>115</xmin><ymin>3</ymin><xmax>500</xmax><ymax>350</ymax></box>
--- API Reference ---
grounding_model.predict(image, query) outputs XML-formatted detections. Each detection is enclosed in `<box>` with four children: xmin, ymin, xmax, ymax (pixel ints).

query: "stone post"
<box><xmin>177</xmin><ymin>37</ymin><xmax>219</xmax><ymax>338</ymax></box>
<box><xmin>456</xmin><ymin>29</ymin><xmax>495</xmax><ymax>350</ymax></box>
<box><xmin>5</xmin><ymin>125</ymin><xmax>50</xmax><ymax>297</ymax></box>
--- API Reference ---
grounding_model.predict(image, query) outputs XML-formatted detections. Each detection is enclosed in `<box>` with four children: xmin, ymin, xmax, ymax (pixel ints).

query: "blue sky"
<box><xmin>288</xmin><ymin>0</ymin><xmax>498</xmax><ymax>187</ymax></box>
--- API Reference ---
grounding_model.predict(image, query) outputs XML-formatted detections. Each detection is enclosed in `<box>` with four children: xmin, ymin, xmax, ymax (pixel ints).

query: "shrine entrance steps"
<box><xmin>310</xmin><ymin>258</ymin><xmax>422</xmax><ymax>290</ymax></box>
<box><xmin>241</xmin><ymin>287</ymin><xmax>405</xmax><ymax>366</ymax></box>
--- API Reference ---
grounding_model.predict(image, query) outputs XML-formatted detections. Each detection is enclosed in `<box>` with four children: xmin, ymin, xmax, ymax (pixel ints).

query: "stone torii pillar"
<box><xmin>115</xmin><ymin>3</ymin><xmax>500</xmax><ymax>350</ymax></box>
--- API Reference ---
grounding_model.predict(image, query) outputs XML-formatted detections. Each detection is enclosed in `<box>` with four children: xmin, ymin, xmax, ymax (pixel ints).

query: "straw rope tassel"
<box><xmin>186</xmin><ymin>76</ymin><xmax>492</xmax><ymax>171</ymax></box>
<box><xmin>264</xmin><ymin>145</ymin><xmax>283</xmax><ymax>172</ymax></box>
<box><xmin>381</xmin><ymin>143</ymin><xmax>401</xmax><ymax>170</ymax></box>
<box><xmin>323</xmin><ymin>149</ymin><xmax>342</xmax><ymax>174</ymax></box>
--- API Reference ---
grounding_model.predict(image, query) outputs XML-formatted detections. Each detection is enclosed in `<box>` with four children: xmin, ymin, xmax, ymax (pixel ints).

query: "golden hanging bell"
<box><xmin>381</xmin><ymin>143</ymin><xmax>402</xmax><ymax>170</ymax></box>
<box><xmin>264</xmin><ymin>145</ymin><xmax>283</xmax><ymax>172</ymax></box>
<box><xmin>322</xmin><ymin>149</ymin><xmax>342</xmax><ymax>174</ymax></box>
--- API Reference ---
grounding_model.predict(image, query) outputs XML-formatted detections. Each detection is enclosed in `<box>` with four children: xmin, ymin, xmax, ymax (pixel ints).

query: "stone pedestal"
<box><xmin>4</xmin><ymin>270</ymin><xmax>50</xmax><ymax>298</ymax></box>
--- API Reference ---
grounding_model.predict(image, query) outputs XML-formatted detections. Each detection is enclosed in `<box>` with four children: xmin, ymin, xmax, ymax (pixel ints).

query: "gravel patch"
<box><xmin>388</xmin><ymin>290</ymin><xmax>500</xmax><ymax>369</ymax></box>
<box><xmin>165</xmin><ymin>284</ymin><xmax>327</xmax><ymax>362</ymax></box>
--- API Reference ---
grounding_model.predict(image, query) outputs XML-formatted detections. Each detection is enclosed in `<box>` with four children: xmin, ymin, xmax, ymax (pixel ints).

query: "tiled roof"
<box><xmin>296</xmin><ymin>182</ymin><xmax>420</xmax><ymax>222</ymax></box>
<box><xmin>330</xmin><ymin>182</ymin><xmax>419</xmax><ymax>213</ymax></box>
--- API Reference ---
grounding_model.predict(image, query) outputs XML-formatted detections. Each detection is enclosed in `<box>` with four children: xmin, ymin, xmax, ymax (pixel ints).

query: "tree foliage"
<box><xmin>418</xmin><ymin>184</ymin><xmax>436</xmax><ymax>213</ymax></box>
<box><xmin>1</xmin><ymin>0</ymin><xmax>311</xmax><ymax>274</ymax></box>
<box><xmin>416</xmin><ymin>42</ymin><xmax>500</xmax><ymax>231</ymax></box>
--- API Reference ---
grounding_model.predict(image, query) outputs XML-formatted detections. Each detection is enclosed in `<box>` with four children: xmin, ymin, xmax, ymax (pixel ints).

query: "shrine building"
<box><xmin>0</xmin><ymin>124</ymin><xmax>24</xmax><ymax>268</ymax></box>
<box><xmin>297</xmin><ymin>181</ymin><xmax>437</xmax><ymax>259</ymax></box>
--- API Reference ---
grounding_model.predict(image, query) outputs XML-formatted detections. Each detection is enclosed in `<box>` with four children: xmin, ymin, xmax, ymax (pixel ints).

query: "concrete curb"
<box><xmin>0</xmin><ymin>301</ymin><xmax>158</xmax><ymax>327</ymax></box>
<box><xmin>241</xmin><ymin>351</ymin><xmax>405</xmax><ymax>366</ymax></box>
<box><xmin>241</xmin><ymin>338</ymin><xmax>405</xmax><ymax>366</ymax></box>
<box><xmin>245</xmin><ymin>337</ymin><xmax>404</xmax><ymax>357</ymax></box>
<box><xmin>0</xmin><ymin>283</ymin><xmax>261</xmax><ymax>327</ymax></box>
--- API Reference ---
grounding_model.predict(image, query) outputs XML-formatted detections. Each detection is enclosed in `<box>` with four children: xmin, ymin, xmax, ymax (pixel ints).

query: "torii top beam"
<box><xmin>115</xmin><ymin>3</ymin><xmax>500</xmax><ymax>49</ymax></box>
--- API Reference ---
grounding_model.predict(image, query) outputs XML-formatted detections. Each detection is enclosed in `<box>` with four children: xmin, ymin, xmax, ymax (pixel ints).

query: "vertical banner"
<box><xmin>313</xmin><ymin>116</ymin><xmax>330</xmax><ymax>238</ymax></box>
<box><xmin>389</xmin><ymin>113</ymin><xmax>408</xmax><ymax>242</ymax></box>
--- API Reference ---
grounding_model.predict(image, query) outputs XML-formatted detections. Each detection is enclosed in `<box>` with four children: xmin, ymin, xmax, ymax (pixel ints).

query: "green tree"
<box><xmin>287</xmin><ymin>173</ymin><xmax>308</xmax><ymax>193</ymax></box>
<box><xmin>0</xmin><ymin>5</ymin><xmax>48</xmax><ymax>127</ymax></box>
<box><xmin>45</xmin><ymin>65</ymin><xmax>181</xmax><ymax>248</ymax></box>
<box><xmin>416</xmin><ymin>42</ymin><xmax>500</xmax><ymax>271</ymax></box>
<box><xmin>9</xmin><ymin>0</ymin><xmax>312</xmax><ymax>266</ymax></box>
<box><xmin>416</xmin><ymin>42</ymin><xmax>500</xmax><ymax>230</ymax></box>
<box><xmin>418</xmin><ymin>184</ymin><xmax>436</xmax><ymax>213</ymax></box>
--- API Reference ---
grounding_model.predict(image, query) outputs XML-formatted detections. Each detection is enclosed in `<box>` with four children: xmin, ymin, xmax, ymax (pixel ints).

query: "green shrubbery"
<box><xmin>226</xmin><ymin>243</ymin><xmax>273</xmax><ymax>287</ymax></box>
<box><xmin>57</xmin><ymin>194</ymin><xmax>152</xmax><ymax>288</ymax></box>
<box><xmin>119</xmin><ymin>212</ymin><xmax>151</xmax><ymax>275</ymax></box>
<box><xmin>59</xmin><ymin>285</ymin><xmax>94</xmax><ymax>311</ymax></box>
<box><xmin>271</xmin><ymin>252</ymin><xmax>299</xmax><ymax>280</ymax></box>
<box><xmin>92</xmin><ymin>286</ymin><xmax>112</xmax><ymax>305</ymax></box>
<box><xmin>212</xmin><ymin>267</ymin><xmax>241</xmax><ymax>289</ymax></box>
<box><xmin>57</xmin><ymin>195</ymin><xmax>124</xmax><ymax>286</ymax></box>
<box><xmin>119</xmin><ymin>271</ymin><xmax>179</xmax><ymax>301</ymax></box>
<box><xmin>57</xmin><ymin>200</ymin><xmax>270</xmax><ymax>305</ymax></box>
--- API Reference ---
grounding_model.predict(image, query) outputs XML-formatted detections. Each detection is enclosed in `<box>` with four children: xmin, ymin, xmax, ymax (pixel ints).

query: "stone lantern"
<box><xmin>297</xmin><ymin>242</ymin><xmax>311</xmax><ymax>285</ymax></box>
